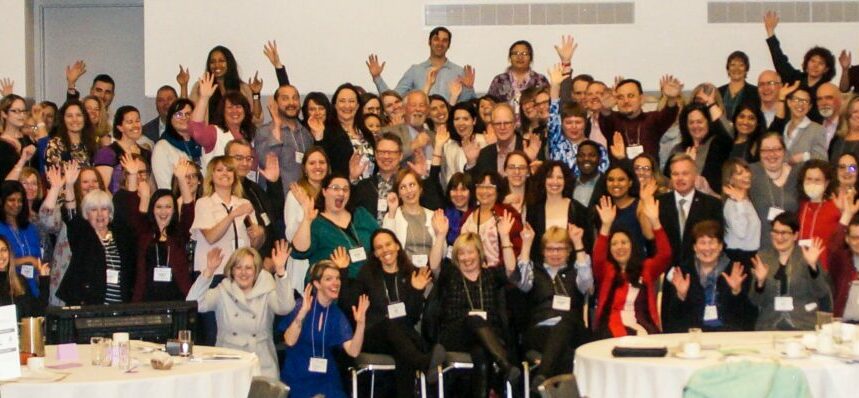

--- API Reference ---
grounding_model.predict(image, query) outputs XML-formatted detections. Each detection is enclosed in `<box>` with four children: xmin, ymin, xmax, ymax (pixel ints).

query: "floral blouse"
<box><xmin>45</xmin><ymin>136</ymin><xmax>91</xmax><ymax>169</ymax></box>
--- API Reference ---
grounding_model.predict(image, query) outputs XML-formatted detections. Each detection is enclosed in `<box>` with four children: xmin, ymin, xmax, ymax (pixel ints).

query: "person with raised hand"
<box><xmin>279</xmin><ymin>261</ymin><xmax>369</xmax><ymax>398</ymax></box>
<box><xmin>0</xmin><ymin>180</ymin><xmax>43</xmax><ymax>299</ymax></box>
<box><xmin>262</xmin><ymin>40</ymin><xmax>291</xmax><ymax>87</ymax></box>
<box><xmin>826</xmin><ymin>191</ymin><xmax>859</xmax><ymax>316</ymax></box>
<box><xmin>436</xmin><ymin>101</ymin><xmax>488</xmax><ymax>185</ymax></box>
<box><xmin>748</xmin><ymin>212</ymin><xmax>831</xmax><ymax>330</ymax></box>
<box><xmin>487</xmin><ymin>39</ymin><xmax>549</xmax><ymax>117</ymax></box>
<box><xmin>460</xmin><ymin>170</ymin><xmax>522</xmax><ymax>268</ymax></box>
<box><xmin>763</xmin><ymin>10</ymin><xmax>835</xmax><ymax>122</ymax></box>
<box><xmin>592</xmin><ymin>194</ymin><xmax>671</xmax><ymax>337</ymax></box>
<box><xmin>382</xmin><ymin>169</ymin><xmax>437</xmax><ymax>266</ymax></box>
<box><xmin>770</xmin><ymin>80</ymin><xmax>827</xmax><ymax>164</ymax></box>
<box><xmin>93</xmin><ymin>105</ymin><xmax>150</xmax><ymax>192</ymax></box>
<box><xmin>190</xmin><ymin>46</ymin><xmax>260</xmax><ymax>125</ymax></box>
<box><xmin>661</xmin><ymin>219</ymin><xmax>757</xmax><ymax>333</ymax></box>
<box><xmin>187</xmin><ymin>241</ymin><xmax>294</xmax><ymax>379</ymax></box>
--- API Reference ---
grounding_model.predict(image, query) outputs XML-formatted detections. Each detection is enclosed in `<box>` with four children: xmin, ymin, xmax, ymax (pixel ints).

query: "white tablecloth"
<box><xmin>1</xmin><ymin>343</ymin><xmax>260</xmax><ymax>398</ymax></box>
<box><xmin>575</xmin><ymin>331</ymin><xmax>859</xmax><ymax>398</ymax></box>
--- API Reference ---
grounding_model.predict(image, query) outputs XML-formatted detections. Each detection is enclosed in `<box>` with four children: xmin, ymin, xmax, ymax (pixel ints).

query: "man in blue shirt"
<box><xmin>367</xmin><ymin>26</ymin><xmax>475</xmax><ymax>103</ymax></box>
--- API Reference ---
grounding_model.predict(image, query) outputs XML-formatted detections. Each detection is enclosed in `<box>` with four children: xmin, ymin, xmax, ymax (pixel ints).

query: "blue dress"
<box><xmin>0</xmin><ymin>222</ymin><xmax>42</xmax><ymax>296</ymax></box>
<box><xmin>278</xmin><ymin>299</ymin><xmax>353</xmax><ymax>398</ymax></box>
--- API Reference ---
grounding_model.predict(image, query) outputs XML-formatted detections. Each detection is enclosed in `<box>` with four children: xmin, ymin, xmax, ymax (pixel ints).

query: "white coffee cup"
<box><xmin>682</xmin><ymin>342</ymin><xmax>701</xmax><ymax>357</ymax></box>
<box><xmin>784</xmin><ymin>341</ymin><xmax>803</xmax><ymax>358</ymax></box>
<box><xmin>817</xmin><ymin>334</ymin><xmax>836</xmax><ymax>354</ymax></box>
<box><xmin>801</xmin><ymin>333</ymin><xmax>818</xmax><ymax>349</ymax></box>
<box><xmin>27</xmin><ymin>357</ymin><xmax>45</xmax><ymax>369</ymax></box>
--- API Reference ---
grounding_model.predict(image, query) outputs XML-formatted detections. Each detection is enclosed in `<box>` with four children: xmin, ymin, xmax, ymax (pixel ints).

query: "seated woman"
<box><xmin>428</xmin><ymin>210</ymin><xmax>525</xmax><ymax>397</ymax></box>
<box><xmin>57</xmin><ymin>189</ymin><xmax>135</xmax><ymax>305</ymax></box>
<box><xmin>383</xmin><ymin>169</ymin><xmax>435</xmax><ymax>266</ymax></box>
<box><xmin>749</xmin><ymin>212</ymin><xmax>831</xmax><ymax>330</ymax></box>
<box><xmin>526</xmin><ymin>160</ymin><xmax>592</xmax><ymax>259</ymax></box>
<box><xmin>661</xmin><ymin>220</ymin><xmax>757</xmax><ymax>333</ymax></box>
<box><xmin>130</xmin><ymin>159</ymin><xmax>196</xmax><ymax>302</ymax></box>
<box><xmin>460</xmin><ymin>171</ymin><xmax>522</xmax><ymax>268</ymax></box>
<box><xmin>0</xmin><ymin>236</ymin><xmax>49</xmax><ymax>319</ymax></box>
<box><xmin>356</xmin><ymin>229</ymin><xmax>444</xmax><ymax>395</ymax></box>
<box><xmin>592</xmin><ymin>195</ymin><xmax>671</xmax><ymax>337</ymax></box>
<box><xmin>721</xmin><ymin>158</ymin><xmax>761</xmax><ymax>265</ymax></box>
<box><xmin>187</xmin><ymin>242</ymin><xmax>294</xmax><ymax>378</ymax></box>
<box><xmin>516</xmin><ymin>223</ymin><xmax>592</xmax><ymax>386</ymax></box>
<box><xmin>279</xmin><ymin>260</ymin><xmax>369</xmax><ymax>398</ymax></box>
<box><xmin>94</xmin><ymin>106</ymin><xmax>151</xmax><ymax>192</ymax></box>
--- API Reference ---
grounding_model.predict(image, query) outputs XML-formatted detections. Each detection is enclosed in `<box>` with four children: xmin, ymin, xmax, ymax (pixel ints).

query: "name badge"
<box><xmin>154</xmin><ymin>267</ymin><xmax>172</xmax><ymax>282</ymax></box>
<box><xmin>703</xmin><ymin>305</ymin><xmax>719</xmax><ymax>321</ymax></box>
<box><xmin>106</xmin><ymin>269</ymin><xmax>120</xmax><ymax>285</ymax></box>
<box><xmin>308</xmin><ymin>357</ymin><xmax>328</xmax><ymax>373</ymax></box>
<box><xmin>20</xmin><ymin>265</ymin><xmax>35</xmax><ymax>279</ymax></box>
<box><xmin>260</xmin><ymin>213</ymin><xmax>271</xmax><ymax>227</ymax></box>
<box><xmin>295</xmin><ymin>152</ymin><xmax>304</xmax><ymax>164</ymax></box>
<box><xmin>552</xmin><ymin>295</ymin><xmax>571</xmax><ymax>311</ymax></box>
<box><xmin>387</xmin><ymin>302</ymin><xmax>407</xmax><ymax>319</ymax></box>
<box><xmin>805</xmin><ymin>302</ymin><xmax>818</xmax><ymax>312</ymax></box>
<box><xmin>377</xmin><ymin>198</ymin><xmax>388</xmax><ymax>212</ymax></box>
<box><xmin>797</xmin><ymin>239</ymin><xmax>812</xmax><ymax>249</ymax></box>
<box><xmin>411</xmin><ymin>254</ymin><xmax>428</xmax><ymax>267</ymax></box>
<box><xmin>626</xmin><ymin>145</ymin><xmax>644</xmax><ymax>159</ymax></box>
<box><xmin>349</xmin><ymin>247</ymin><xmax>367</xmax><ymax>262</ymax></box>
<box><xmin>468</xmin><ymin>310</ymin><xmax>488</xmax><ymax>320</ymax></box>
<box><xmin>775</xmin><ymin>296</ymin><xmax>794</xmax><ymax>312</ymax></box>
<box><xmin>767</xmin><ymin>207</ymin><xmax>785</xmax><ymax>221</ymax></box>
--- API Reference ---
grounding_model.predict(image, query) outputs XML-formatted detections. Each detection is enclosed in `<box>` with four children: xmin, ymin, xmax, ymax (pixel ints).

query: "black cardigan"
<box><xmin>0</xmin><ymin>274</ymin><xmax>49</xmax><ymax>319</ymax></box>
<box><xmin>526</xmin><ymin>198</ymin><xmax>594</xmax><ymax>260</ymax></box>
<box><xmin>57</xmin><ymin>213</ymin><xmax>136</xmax><ymax>305</ymax></box>
<box><xmin>355</xmin><ymin>263</ymin><xmax>426</xmax><ymax>329</ymax></box>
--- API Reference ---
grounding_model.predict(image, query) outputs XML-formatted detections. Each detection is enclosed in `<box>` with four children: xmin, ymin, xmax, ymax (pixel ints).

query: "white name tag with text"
<box><xmin>411</xmin><ymin>254</ymin><xmax>428</xmax><ymax>267</ymax></box>
<box><xmin>308</xmin><ymin>357</ymin><xmax>328</xmax><ymax>373</ymax></box>
<box><xmin>106</xmin><ymin>269</ymin><xmax>120</xmax><ymax>285</ymax></box>
<box><xmin>552</xmin><ymin>295</ymin><xmax>571</xmax><ymax>311</ymax></box>
<box><xmin>20</xmin><ymin>265</ymin><xmax>34</xmax><ymax>279</ymax></box>
<box><xmin>387</xmin><ymin>302</ymin><xmax>407</xmax><ymax>319</ymax></box>
<box><xmin>154</xmin><ymin>267</ymin><xmax>172</xmax><ymax>282</ymax></box>
<box><xmin>468</xmin><ymin>310</ymin><xmax>488</xmax><ymax>320</ymax></box>
<box><xmin>775</xmin><ymin>296</ymin><xmax>794</xmax><ymax>312</ymax></box>
<box><xmin>703</xmin><ymin>305</ymin><xmax>718</xmax><ymax>321</ymax></box>
<box><xmin>626</xmin><ymin>145</ymin><xmax>644</xmax><ymax>159</ymax></box>
<box><xmin>349</xmin><ymin>247</ymin><xmax>367</xmax><ymax>262</ymax></box>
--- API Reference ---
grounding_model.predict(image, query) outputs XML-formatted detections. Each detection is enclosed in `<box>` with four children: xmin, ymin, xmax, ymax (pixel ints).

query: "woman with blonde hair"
<box><xmin>83</xmin><ymin>95</ymin><xmax>111</xmax><ymax>146</ymax></box>
<box><xmin>829</xmin><ymin>95</ymin><xmax>859</xmax><ymax>161</ymax></box>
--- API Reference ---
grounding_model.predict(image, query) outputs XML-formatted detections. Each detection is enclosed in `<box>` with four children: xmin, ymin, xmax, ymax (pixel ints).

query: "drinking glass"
<box><xmin>91</xmin><ymin>337</ymin><xmax>112</xmax><ymax>366</ymax></box>
<box><xmin>178</xmin><ymin>329</ymin><xmax>193</xmax><ymax>357</ymax></box>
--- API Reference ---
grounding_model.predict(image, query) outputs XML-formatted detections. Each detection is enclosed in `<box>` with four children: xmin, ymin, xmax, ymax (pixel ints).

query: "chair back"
<box><xmin>247</xmin><ymin>376</ymin><xmax>289</xmax><ymax>398</ymax></box>
<box><xmin>537</xmin><ymin>373</ymin><xmax>581</xmax><ymax>398</ymax></box>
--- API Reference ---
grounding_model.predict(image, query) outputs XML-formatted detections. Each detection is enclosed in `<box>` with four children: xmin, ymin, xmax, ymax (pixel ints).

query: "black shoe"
<box><xmin>531</xmin><ymin>374</ymin><xmax>547</xmax><ymax>393</ymax></box>
<box><xmin>426</xmin><ymin>344</ymin><xmax>446</xmax><ymax>385</ymax></box>
<box><xmin>505</xmin><ymin>365</ymin><xmax>521</xmax><ymax>384</ymax></box>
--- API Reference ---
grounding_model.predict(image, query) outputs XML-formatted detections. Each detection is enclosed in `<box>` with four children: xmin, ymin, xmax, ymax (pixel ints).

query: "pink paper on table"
<box><xmin>56</xmin><ymin>343</ymin><xmax>79</xmax><ymax>361</ymax></box>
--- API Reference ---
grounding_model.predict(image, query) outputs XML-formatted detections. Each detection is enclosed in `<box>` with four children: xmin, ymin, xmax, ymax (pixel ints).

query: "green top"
<box><xmin>292</xmin><ymin>207</ymin><xmax>379</xmax><ymax>280</ymax></box>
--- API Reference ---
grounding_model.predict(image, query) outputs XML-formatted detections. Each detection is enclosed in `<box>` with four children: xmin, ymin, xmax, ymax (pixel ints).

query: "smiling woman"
<box><xmin>93</xmin><ymin>106</ymin><xmax>151</xmax><ymax>192</ymax></box>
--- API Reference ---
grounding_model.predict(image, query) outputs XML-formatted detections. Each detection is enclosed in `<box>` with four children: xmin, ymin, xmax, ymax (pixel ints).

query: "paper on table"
<box><xmin>0</xmin><ymin>305</ymin><xmax>21</xmax><ymax>381</ymax></box>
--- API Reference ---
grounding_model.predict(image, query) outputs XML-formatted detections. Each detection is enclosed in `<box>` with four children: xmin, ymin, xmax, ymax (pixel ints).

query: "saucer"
<box><xmin>675</xmin><ymin>351</ymin><xmax>706</xmax><ymax>359</ymax></box>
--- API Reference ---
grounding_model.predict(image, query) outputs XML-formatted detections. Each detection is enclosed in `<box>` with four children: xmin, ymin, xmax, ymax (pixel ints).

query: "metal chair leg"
<box><xmin>351</xmin><ymin>368</ymin><xmax>358</xmax><ymax>398</ymax></box>
<box><xmin>506</xmin><ymin>381</ymin><xmax>513</xmax><ymax>398</ymax></box>
<box><xmin>419</xmin><ymin>371</ymin><xmax>427</xmax><ymax>398</ymax></box>
<box><xmin>523</xmin><ymin>361</ymin><xmax>530</xmax><ymax>398</ymax></box>
<box><xmin>437</xmin><ymin>365</ymin><xmax>444</xmax><ymax>398</ymax></box>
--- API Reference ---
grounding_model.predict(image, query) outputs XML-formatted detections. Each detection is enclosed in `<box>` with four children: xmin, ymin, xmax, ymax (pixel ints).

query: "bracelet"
<box><xmin>252</xmin><ymin>93</ymin><xmax>261</xmax><ymax>100</ymax></box>
<box><xmin>574</xmin><ymin>248</ymin><xmax>585</xmax><ymax>253</ymax></box>
<box><xmin>501</xmin><ymin>244</ymin><xmax>513</xmax><ymax>249</ymax></box>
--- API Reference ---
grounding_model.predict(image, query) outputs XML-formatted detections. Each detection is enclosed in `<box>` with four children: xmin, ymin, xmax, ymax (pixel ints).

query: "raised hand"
<box><xmin>568</xmin><ymin>223</ymin><xmax>584</xmax><ymax>248</ymax></box>
<box><xmin>425</xmin><ymin>66</ymin><xmax>440</xmax><ymax>91</ymax></box>
<box><xmin>385</xmin><ymin>191</ymin><xmax>399</xmax><ymax>216</ymax></box>
<box><xmin>497</xmin><ymin>210</ymin><xmax>515</xmax><ymax>238</ymax></box>
<box><xmin>548</xmin><ymin>63</ymin><xmax>565</xmax><ymax>86</ymax></box>
<box><xmin>461</xmin><ymin>65</ymin><xmax>476</xmax><ymax>88</ymax></box>
<box><xmin>595</xmin><ymin>195</ymin><xmax>617</xmax><ymax>227</ymax></box>
<box><xmin>778</xmin><ymin>80</ymin><xmax>800</xmax><ymax>100</ymax></box>
<box><xmin>267</xmin><ymin>98</ymin><xmax>282</xmax><ymax>141</ymax></box>
<box><xmin>412</xmin><ymin>131</ymin><xmax>431</xmax><ymax>150</ymax></box>
<box><xmin>685</xmin><ymin>146</ymin><xmax>698</xmax><ymax>161</ymax></box>
<box><xmin>263</xmin><ymin>40</ymin><xmax>283</xmax><ymax>69</ymax></box>
<box><xmin>348</xmin><ymin>152</ymin><xmax>368</xmax><ymax>181</ymax></box>
<box><xmin>330</xmin><ymin>246</ymin><xmax>350</xmax><ymax>269</ymax></box>
<box><xmin>448</xmin><ymin>78</ymin><xmax>463</xmax><ymax>103</ymax></box>
<box><xmin>800</xmin><ymin>237</ymin><xmax>824</xmax><ymax>269</ymax></box>
<box><xmin>639</xmin><ymin>179</ymin><xmax>657</xmax><ymax>201</ymax></box>
<box><xmin>271</xmin><ymin>239</ymin><xmax>290</xmax><ymax>277</ymax></box>
<box><xmin>600</xmin><ymin>88</ymin><xmax>616</xmax><ymax>110</ymax></box>
<box><xmin>138</xmin><ymin>178</ymin><xmax>151</xmax><ymax>201</ymax></box>
<box><xmin>553</xmin><ymin>35</ymin><xmax>577</xmax><ymax>63</ymax></box>
<box><xmin>434</xmin><ymin>123</ymin><xmax>450</xmax><ymax>148</ymax></box>
<box><xmin>610</xmin><ymin>131</ymin><xmax>626</xmax><ymax>159</ymax></box>
<box><xmin>670</xmin><ymin>267</ymin><xmax>691</xmax><ymax>300</ymax></box>
<box><xmin>352</xmin><ymin>294</ymin><xmax>370</xmax><ymax>324</ymax></box>
<box><xmin>0</xmin><ymin>78</ymin><xmax>13</xmax><ymax>96</ymax></box>
<box><xmin>463</xmin><ymin>138</ymin><xmax>481</xmax><ymax>167</ymax></box>
<box><xmin>298</xmin><ymin>284</ymin><xmax>314</xmax><ymax>318</ymax></box>
<box><xmin>206</xmin><ymin>247</ymin><xmax>224</xmax><ymax>276</ymax></box>
<box><xmin>721</xmin><ymin>262</ymin><xmax>748</xmax><ymax>295</ymax></box>
<box><xmin>640</xmin><ymin>196</ymin><xmax>660</xmax><ymax>226</ymax></box>
<box><xmin>173</xmin><ymin>158</ymin><xmax>191</xmax><ymax>180</ymax></box>
<box><xmin>46</xmin><ymin>166</ymin><xmax>64</xmax><ymax>189</ymax></box>
<box><xmin>63</xmin><ymin>159</ymin><xmax>81</xmax><ymax>187</ymax></box>
<box><xmin>695</xmin><ymin>83</ymin><xmax>717</xmax><ymax>105</ymax></box>
<box><xmin>660</xmin><ymin>74</ymin><xmax>683</xmax><ymax>99</ymax></box>
<box><xmin>750</xmin><ymin>255</ymin><xmax>769</xmax><ymax>285</ymax></box>
<box><xmin>840</xmin><ymin>50</ymin><xmax>853</xmax><ymax>70</ymax></box>
<box><xmin>35</xmin><ymin>259</ymin><xmax>50</xmax><ymax>277</ymax></box>
<box><xmin>407</xmin><ymin>150</ymin><xmax>429</xmax><ymax>178</ymax></box>
<box><xmin>431</xmin><ymin>209</ymin><xmax>449</xmax><ymax>237</ymax></box>
<box><xmin>20</xmin><ymin>145</ymin><xmax>36</xmax><ymax>162</ymax></box>
<box><xmin>176</xmin><ymin>65</ymin><xmax>190</xmax><ymax>88</ymax></box>
<box><xmin>259</xmin><ymin>152</ymin><xmax>281</xmax><ymax>182</ymax></box>
<box><xmin>291</xmin><ymin>183</ymin><xmax>318</xmax><ymax>220</ymax></box>
<box><xmin>65</xmin><ymin>60</ymin><xmax>87</xmax><ymax>87</ymax></box>
<box><xmin>307</xmin><ymin>114</ymin><xmax>325</xmax><ymax>135</ymax></box>
<box><xmin>31</xmin><ymin>103</ymin><xmax>44</xmax><ymax>124</ymax></box>
<box><xmin>410</xmin><ymin>267</ymin><xmax>433</xmax><ymax>290</ymax></box>
<box><xmin>366</xmin><ymin>54</ymin><xmax>386</xmax><ymax>78</ymax></box>
<box><xmin>521</xmin><ymin>222</ymin><xmax>536</xmax><ymax>245</ymax></box>
<box><xmin>524</xmin><ymin>133</ymin><xmax>542</xmax><ymax>163</ymax></box>
<box><xmin>119</xmin><ymin>152</ymin><xmax>139</xmax><ymax>174</ymax></box>
<box><xmin>197</xmin><ymin>72</ymin><xmax>218</xmax><ymax>99</ymax></box>
<box><xmin>722</xmin><ymin>184</ymin><xmax>747</xmax><ymax>201</ymax></box>
<box><xmin>763</xmin><ymin>10</ymin><xmax>779</xmax><ymax>37</ymax></box>
<box><xmin>249</xmin><ymin>71</ymin><xmax>263</xmax><ymax>95</ymax></box>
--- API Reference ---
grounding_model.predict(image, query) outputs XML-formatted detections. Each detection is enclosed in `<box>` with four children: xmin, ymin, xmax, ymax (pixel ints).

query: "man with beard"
<box><xmin>599</xmin><ymin>76</ymin><xmax>683</xmax><ymax>164</ymax></box>
<box><xmin>380</xmin><ymin>90</ymin><xmax>435</xmax><ymax>163</ymax></box>
<box><xmin>255</xmin><ymin>84</ymin><xmax>314</xmax><ymax>193</ymax></box>
<box><xmin>816</xmin><ymin>83</ymin><xmax>842</xmax><ymax>148</ymax></box>
<box><xmin>366</xmin><ymin>26</ymin><xmax>475</xmax><ymax>102</ymax></box>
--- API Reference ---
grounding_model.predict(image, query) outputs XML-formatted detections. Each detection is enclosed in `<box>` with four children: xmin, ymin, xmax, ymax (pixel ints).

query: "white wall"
<box><xmin>1</xmin><ymin>0</ymin><xmax>31</xmax><ymax>96</ymax></box>
<box><xmin>144</xmin><ymin>0</ymin><xmax>859</xmax><ymax>96</ymax></box>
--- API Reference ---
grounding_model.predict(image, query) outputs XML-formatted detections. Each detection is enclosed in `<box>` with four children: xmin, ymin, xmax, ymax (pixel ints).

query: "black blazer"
<box><xmin>142</xmin><ymin>117</ymin><xmax>160</xmax><ymax>144</ymax></box>
<box><xmin>526</xmin><ymin>198</ymin><xmax>594</xmax><ymax>260</ymax></box>
<box><xmin>717</xmin><ymin>83</ymin><xmax>761</xmax><ymax>119</ymax></box>
<box><xmin>656</xmin><ymin>190</ymin><xmax>724</xmax><ymax>266</ymax></box>
<box><xmin>57</xmin><ymin>214</ymin><xmax>136</xmax><ymax>305</ymax></box>
<box><xmin>242</xmin><ymin>177</ymin><xmax>285</xmax><ymax>257</ymax></box>
<box><xmin>661</xmin><ymin>257</ymin><xmax>757</xmax><ymax>333</ymax></box>
<box><xmin>468</xmin><ymin>136</ymin><xmax>524</xmax><ymax>180</ymax></box>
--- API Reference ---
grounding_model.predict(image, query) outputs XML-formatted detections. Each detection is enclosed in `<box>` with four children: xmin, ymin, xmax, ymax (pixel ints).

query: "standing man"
<box><xmin>380</xmin><ymin>90</ymin><xmax>434</xmax><ymax>162</ymax></box>
<box><xmin>65</xmin><ymin>60</ymin><xmax>115</xmax><ymax>110</ymax></box>
<box><xmin>255</xmin><ymin>85</ymin><xmax>315</xmax><ymax>194</ymax></box>
<box><xmin>142</xmin><ymin>85</ymin><xmax>178</xmax><ymax>144</ymax></box>
<box><xmin>367</xmin><ymin>27</ymin><xmax>476</xmax><ymax>102</ymax></box>
<box><xmin>816</xmin><ymin>83</ymin><xmax>842</xmax><ymax>148</ymax></box>
<box><xmin>757</xmin><ymin>70</ymin><xmax>783</xmax><ymax>126</ymax></box>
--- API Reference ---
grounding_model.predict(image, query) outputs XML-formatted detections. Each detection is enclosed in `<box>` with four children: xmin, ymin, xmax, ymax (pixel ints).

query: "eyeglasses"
<box><xmin>789</xmin><ymin>97</ymin><xmax>810</xmax><ymax>105</ymax></box>
<box><xmin>492</xmin><ymin>121</ymin><xmax>514</xmax><ymax>128</ymax></box>
<box><xmin>838</xmin><ymin>164</ymin><xmax>858</xmax><ymax>173</ymax></box>
<box><xmin>376</xmin><ymin>149</ymin><xmax>401</xmax><ymax>157</ymax></box>
<box><xmin>506</xmin><ymin>164</ymin><xmax>529</xmax><ymax>173</ymax></box>
<box><xmin>6</xmin><ymin>108</ymin><xmax>26</xmax><ymax>115</ymax></box>
<box><xmin>231</xmin><ymin>155</ymin><xmax>254</xmax><ymax>163</ymax></box>
<box><xmin>634</xmin><ymin>165</ymin><xmax>653</xmax><ymax>172</ymax></box>
<box><xmin>475</xmin><ymin>183</ymin><xmax>497</xmax><ymax>190</ymax></box>
<box><xmin>770</xmin><ymin>229</ymin><xmax>795</xmax><ymax>237</ymax></box>
<box><xmin>759</xmin><ymin>147</ymin><xmax>784</xmax><ymax>154</ymax></box>
<box><xmin>326</xmin><ymin>184</ymin><xmax>350</xmax><ymax>193</ymax></box>
<box><xmin>510</xmin><ymin>51</ymin><xmax>531</xmax><ymax>57</ymax></box>
<box><xmin>535</xmin><ymin>100</ymin><xmax>550</xmax><ymax>107</ymax></box>
<box><xmin>173</xmin><ymin>111</ymin><xmax>190</xmax><ymax>120</ymax></box>
<box><xmin>759</xmin><ymin>81</ymin><xmax>782</xmax><ymax>87</ymax></box>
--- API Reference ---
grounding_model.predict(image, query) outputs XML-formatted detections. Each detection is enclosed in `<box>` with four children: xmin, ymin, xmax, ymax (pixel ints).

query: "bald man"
<box><xmin>816</xmin><ymin>83</ymin><xmax>842</xmax><ymax>147</ymax></box>
<box><xmin>757</xmin><ymin>70</ymin><xmax>782</xmax><ymax>126</ymax></box>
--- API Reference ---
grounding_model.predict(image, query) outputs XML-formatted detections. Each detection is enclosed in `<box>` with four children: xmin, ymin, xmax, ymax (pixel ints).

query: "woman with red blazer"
<box><xmin>592</xmin><ymin>194</ymin><xmax>672</xmax><ymax>337</ymax></box>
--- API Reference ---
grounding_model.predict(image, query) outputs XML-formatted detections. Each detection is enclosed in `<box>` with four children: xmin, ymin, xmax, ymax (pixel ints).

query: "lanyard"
<box><xmin>323</xmin><ymin>214</ymin><xmax>360</xmax><ymax>249</ymax></box>
<box><xmin>309</xmin><ymin>300</ymin><xmax>330</xmax><ymax>358</ymax></box>
<box><xmin>799</xmin><ymin>201</ymin><xmax>822</xmax><ymax>240</ymax></box>
<box><xmin>622</xmin><ymin>124</ymin><xmax>642</xmax><ymax>147</ymax></box>
<box><xmin>220</xmin><ymin>203</ymin><xmax>239</xmax><ymax>250</ymax></box>
<box><xmin>766</xmin><ymin>174</ymin><xmax>786</xmax><ymax>209</ymax></box>
<box><xmin>462</xmin><ymin>274</ymin><xmax>484</xmax><ymax>311</ymax></box>
<box><xmin>287</xmin><ymin>126</ymin><xmax>306</xmax><ymax>154</ymax></box>
<box><xmin>155</xmin><ymin>241</ymin><xmax>170</xmax><ymax>267</ymax></box>
<box><xmin>382</xmin><ymin>272</ymin><xmax>401</xmax><ymax>304</ymax></box>
<box><xmin>9</xmin><ymin>227</ymin><xmax>31</xmax><ymax>257</ymax></box>
<box><xmin>550</xmin><ymin>270</ymin><xmax>570</xmax><ymax>296</ymax></box>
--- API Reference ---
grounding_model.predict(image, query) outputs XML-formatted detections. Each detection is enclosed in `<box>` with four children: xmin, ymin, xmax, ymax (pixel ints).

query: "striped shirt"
<box><xmin>102</xmin><ymin>233</ymin><xmax>123</xmax><ymax>304</ymax></box>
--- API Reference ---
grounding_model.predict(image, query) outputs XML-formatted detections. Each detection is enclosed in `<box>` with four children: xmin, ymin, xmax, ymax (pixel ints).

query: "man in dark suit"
<box><xmin>349</xmin><ymin>133</ymin><xmax>404</xmax><ymax>224</ymax></box>
<box><xmin>468</xmin><ymin>103</ymin><xmax>524</xmax><ymax>179</ymax></box>
<box><xmin>380</xmin><ymin>90</ymin><xmax>434</xmax><ymax>164</ymax></box>
<box><xmin>141</xmin><ymin>85</ymin><xmax>178</xmax><ymax>145</ymax></box>
<box><xmin>656</xmin><ymin>153</ymin><xmax>724</xmax><ymax>266</ymax></box>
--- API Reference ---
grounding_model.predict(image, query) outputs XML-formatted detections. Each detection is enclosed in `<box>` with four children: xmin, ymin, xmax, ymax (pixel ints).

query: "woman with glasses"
<box><xmin>152</xmin><ymin>99</ymin><xmax>202</xmax><ymax>189</ymax></box>
<box><xmin>834</xmin><ymin>153</ymin><xmax>859</xmax><ymax>195</ymax></box>
<box><xmin>829</xmin><ymin>96</ymin><xmax>859</xmax><ymax>162</ymax></box>
<box><xmin>460</xmin><ymin>171</ymin><xmax>522</xmax><ymax>268</ymax></box>
<box><xmin>547</xmin><ymin>65</ymin><xmax>608</xmax><ymax>176</ymax></box>
<box><xmin>632</xmin><ymin>153</ymin><xmax>670</xmax><ymax>195</ymax></box>
<box><xmin>750</xmin><ymin>132</ymin><xmax>801</xmax><ymax>251</ymax></box>
<box><xmin>502</xmin><ymin>151</ymin><xmax>531</xmax><ymax>216</ymax></box>
<box><xmin>488</xmin><ymin>40</ymin><xmax>548</xmax><ymax>122</ymax></box>
<box><xmin>771</xmin><ymin>83</ymin><xmax>827</xmax><ymax>164</ymax></box>
<box><xmin>94</xmin><ymin>106</ymin><xmax>150</xmax><ymax>192</ymax></box>
<box><xmin>0</xmin><ymin>94</ymin><xmax>36</xmax><ymax>180</ymax></box>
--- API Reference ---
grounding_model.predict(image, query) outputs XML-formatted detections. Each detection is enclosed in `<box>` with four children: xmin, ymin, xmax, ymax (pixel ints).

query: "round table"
<box><xmin>1</xmin><ymin>343</ymin><xmax>260</xmax><ymax>398</ymax></box>
<box><xmin>574</xmin><ymin>331</ymin><xmax>859</xmax><ymax>398</ymax></box>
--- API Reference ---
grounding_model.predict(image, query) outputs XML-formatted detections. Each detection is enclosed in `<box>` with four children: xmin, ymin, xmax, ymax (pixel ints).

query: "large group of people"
<box><xmin>3</xmin><ymin>12</ymin><xmax>859</xmax><ymax>397</ymax></box>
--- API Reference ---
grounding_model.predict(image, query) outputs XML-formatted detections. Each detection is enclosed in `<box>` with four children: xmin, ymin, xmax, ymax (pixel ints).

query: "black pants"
<box><xmin>362</xmin><ymin>319</ymin><xmax>429</xmax><ymax>398</ymax></box>
<box><xmin>522</xmin><ymin>315</ymin><xmax>591</xmax><ymax>378</ymax></box>
<box><xmin>439</xmin><ymin>316</ymin><xmax>514</xmax><ymax>398</ymax></box>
